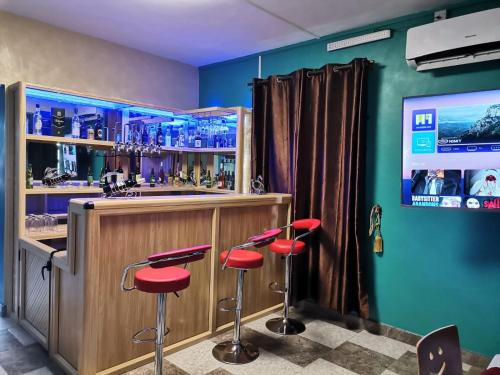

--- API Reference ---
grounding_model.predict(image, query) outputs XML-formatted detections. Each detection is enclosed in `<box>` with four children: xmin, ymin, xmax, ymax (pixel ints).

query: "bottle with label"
<box><xmin>206</xmin><ymin>170</ymin><xmax>212</xmax><ymax>188</ymax></box>
<box><xmin>194</xmin><ymin>129</ymin><xmax>202</xmax><ymax>148</ymax></box>
<box><xmin>165</xmin><ymin>126</ymin><xmax>172</xmax><ymax>147</ymax></box>
<box><xmin>104</xmin><ymin>162</ymin><xmax>111</xmax><ymax>185</ymax></box>
<box><xmin>116</xmin><ymin>163</ymin><xmax>124</xmax><ymax>183</ymax></box>
<box><xmin>158</xmin><ymin>162</ymin><xmax>165</xmax><ymax>185</ymax></box>
<box><xmin>156</xmin><ymin>125</ymin><xmax>164</xmax><ymax>146</ymax></box>
<box><xmin>72</xmin><ymin>108</ymin><xmax>80</xmax><ymax>138</ymax></box>
<box><xmin>178</xmin><ymin>125</ymin><xmax>185</xmax><ymax>147</ymax></box>
<box><xmin>87</xmin><ymin>167</ymin><xmax>93</xmax><ymax>187</ymax></box>
<box><xmin>26</xmin><ymin>164</ymin><xmax>33</xmax><ymax>189</ymax></box>
<box><xmin>135</xmin><ymin>157</ymin><xmax>142</xmax><ymax>187</ymax></box>
<box><xmin>87</xmin><ymin>122</ymin><xmax>95</xmax><ymax>140</ymax></box>
<box><xmin>150</xmin><ymin>168</ymin><xmax>156</xmax><ymax>187</ymax></box>
<box><xmin>94</xmin><ymin>114</ymin><xmax>103</xmax><ymax>140</ymax></box>
<box><xmin>33</xmin><ymin>104</ymin><xmax>43</xmax><ymax>136</ymax></box>
<box><xmin>174</xmin><ymin>161</ymin><xmax>181</xmax><ymax>186</ymax></box>
<box><xmin>217</xmin><ymin>162</ymin><xmax>225</xmax><ymax>189</ymax></box>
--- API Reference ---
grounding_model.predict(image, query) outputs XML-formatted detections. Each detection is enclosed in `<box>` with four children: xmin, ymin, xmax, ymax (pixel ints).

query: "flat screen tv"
<box><xmin>402</xmin><ymin>88</ymin><xmax>500</xmax><ymax>210</ymax></box>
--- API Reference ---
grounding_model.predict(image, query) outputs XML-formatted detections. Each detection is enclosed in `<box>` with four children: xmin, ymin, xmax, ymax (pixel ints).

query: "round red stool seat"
<box><xmin>134</xmin><ymin>266</ymin><xmax>191</xmax><ymax>294</ymax></box>
<box><xmin>219</xmin><ymin>249</ymin><xmax>264</xmax><ymax>269</ymax></box>
<box><xmin>269</xmin><ymin>239</ymin><xmax>306</xmax><ymax>255</ymax></box>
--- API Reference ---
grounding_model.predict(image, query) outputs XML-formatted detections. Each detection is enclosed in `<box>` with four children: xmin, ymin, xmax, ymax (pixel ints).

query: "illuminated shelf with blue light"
<box><xmin>26</xmin><ymin>134</ymin><xmax>115</xmax><ymax>148</ymax></box>
<box><xmin>162</xmin><ymin>146</ymin><xmax>236</xmax><ymax>154</ymax></box>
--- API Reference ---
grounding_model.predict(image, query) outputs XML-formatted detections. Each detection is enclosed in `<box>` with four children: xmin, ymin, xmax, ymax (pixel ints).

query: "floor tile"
<box><xmin>167</xmin><ymin>340</ymin><xmax>225</xmax><ymax>375</ymax></box>
<box><xmin>127</xmin><ymin>360</ymin><xmax>188</xmax><ymax>374</ymax></box>
<box><xmin>0</xmin><ymin>318</ymin><xmax>17</xmax><ymax>332</ymax></box>
<box><xmin>322</xmin><ymin>341</ymin><xmax>395</xmax><ymax>375</ymax></box>
<box><xmin>386</xmin><ymin>351</ymin><xmax>418</xmax><ymax>375</ymax></box>
<box><xmin>303</xmin><ymin>358</ymin><xmax>359</xmax><ymax>375</ymax></box>
<box><xmin>0</xmin><ymin>365</ymin><xmax>7</xmax><ymax>375</ymax></box>
<box><xmin>467</xmin><ymin>366</ymin><xmax>485</xmax><ymax>375</ymax></box>
<box><xmin>7</xmin><ymin>327</ymin><xmax>36</xmax><ymax>347</ymax></box>
<box><xmin>380</xmin><ymin>371</ymin><xmax>399</xmax><ymax>375</ymax></box>
<box><xmin>349</xmin><ymin>330</ymin><xmax>412</xmax><ymax>359</ymax></box>
<box><xmin>204</xmin><ymin>369</ymin><xmax>233</xmax><ymax>375</ymax></box>
<box><xmin>463</xmin><ymin>362</ymin><xmax>472</xmax><ymax>371</ymax></box>
<box><xmin>299</xmin><ymin>320</ymin><xmax>356</xmax><ymax>350</ymax></box>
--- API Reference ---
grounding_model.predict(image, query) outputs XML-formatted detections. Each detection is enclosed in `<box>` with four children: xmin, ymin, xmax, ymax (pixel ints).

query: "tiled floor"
<box><xmin>0</xmin><ymin>311</ymin><xmax>488</xmax><ymax>375</ymax></box>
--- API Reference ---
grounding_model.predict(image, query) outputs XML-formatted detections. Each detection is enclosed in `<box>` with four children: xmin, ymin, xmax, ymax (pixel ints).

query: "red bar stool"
<box><xmin>266</xmin><ymin>218</ymin><xmax>321</xmax><ymax>335</ymax></box>
<box><xmin>212</xmin><ymin>228</ymin><xmax>282</xmax><ymax>365</ymax></box>
<box><xmin>121</xmin><ymin>245</ymin><xmax>211</xmax><ymax>375</ymax></box>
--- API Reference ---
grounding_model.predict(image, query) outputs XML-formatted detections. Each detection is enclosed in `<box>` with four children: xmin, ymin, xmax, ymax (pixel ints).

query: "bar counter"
<box><xmin>47</xmin><ymin>193</ymin><xmax>291</xmax><ymax>374</ymax></box>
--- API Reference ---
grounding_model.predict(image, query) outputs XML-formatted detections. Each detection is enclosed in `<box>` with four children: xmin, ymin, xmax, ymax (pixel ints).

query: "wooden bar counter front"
<box><xmin>54</xmin><ymin>193</ymin><xmax>290</xmax><ymax>374</ymax></box>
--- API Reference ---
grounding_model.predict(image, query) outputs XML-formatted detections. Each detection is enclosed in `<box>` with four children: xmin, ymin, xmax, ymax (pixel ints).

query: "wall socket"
<box><xmin>434</xmin><ymin>9</ymin><xmax>447</xmax><ymax>22</ymax></box>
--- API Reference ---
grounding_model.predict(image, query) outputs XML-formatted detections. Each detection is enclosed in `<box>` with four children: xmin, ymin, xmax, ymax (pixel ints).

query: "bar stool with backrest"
<box><xmin>212</xmin><ymin>228</ymin><xmax>283</xmax><ymax>365</ymax></box>
<box><xmin>266</xmin><ymin>218</ymin><xmax>321</xmax><ymax>335</ymax></box>
<box><xmin>121</xmin><ymin>244</ymin><xmax>211</xmax><ymax>375</ymax></box>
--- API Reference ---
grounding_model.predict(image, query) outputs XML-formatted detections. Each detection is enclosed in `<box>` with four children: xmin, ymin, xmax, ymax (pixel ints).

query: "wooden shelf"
<box><xmin>162</xmin><ymin>146</ymin><xmax>236</xmax><ymax>154</ymax></box>
<box><xmin>133</xmin><ymin>186</ymin><xmax>233</xmax><ymax>194</ymax></box>
<box><xmin>27</xmin><ymin>224</ymin><xmax>67</xmax><ymax>240</ymax></box>
<box><xmin>26</xmin><ymin>186</ymin><xmax>102</xmax><ymax>195</ymax></box>
<box><xmin>26</xmin><ymin>134</ymin><xmax>115</xmax><ymax>148</ymax></box>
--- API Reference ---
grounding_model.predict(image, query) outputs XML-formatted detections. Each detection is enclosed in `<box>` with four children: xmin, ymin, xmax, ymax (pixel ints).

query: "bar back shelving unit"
<box><xmin>6</xmin><ymin>82</ymin><xmax>252</xmax><ymax>353</ymax></box>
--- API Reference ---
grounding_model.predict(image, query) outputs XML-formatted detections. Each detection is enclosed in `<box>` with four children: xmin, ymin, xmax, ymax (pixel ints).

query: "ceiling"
<box><xmin>0</xmin><ymin>0</ymin><xmax>461</xmax><ymax>67</ymax></box>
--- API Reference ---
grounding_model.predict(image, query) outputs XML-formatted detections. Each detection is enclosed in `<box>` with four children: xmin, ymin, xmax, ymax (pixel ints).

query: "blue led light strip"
<box><xmin>26</xmin><ymin>88</ymin><xmax>129</xmax><ymax>110</ymax></box>
<box><xmin>127</xmin><ymin>106</ymin><xmax>175</xmax><ymax>117</ymax></box>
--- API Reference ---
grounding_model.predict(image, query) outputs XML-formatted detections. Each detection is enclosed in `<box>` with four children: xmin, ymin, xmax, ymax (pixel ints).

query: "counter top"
<box><xmin>70</xmin><ymin>193</ymin><xmax>292</xmax><ymax>211</ymax></box>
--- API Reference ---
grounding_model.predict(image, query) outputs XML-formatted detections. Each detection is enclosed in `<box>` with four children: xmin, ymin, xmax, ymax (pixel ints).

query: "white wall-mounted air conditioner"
<box><xmin>406</xmin><ymin>7</ymin><xmax>500</xmax><ymax>71</ymax></box>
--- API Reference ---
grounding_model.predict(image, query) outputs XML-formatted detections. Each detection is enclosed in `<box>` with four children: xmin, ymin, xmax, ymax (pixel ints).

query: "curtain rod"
<box><xmin>247</xmin><ymin>59</ymin><xmax>375</xmax><ymax>87</ymax></box>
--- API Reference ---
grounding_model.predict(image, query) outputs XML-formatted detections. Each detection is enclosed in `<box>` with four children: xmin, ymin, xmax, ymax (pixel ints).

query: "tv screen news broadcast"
<box><xmin>402</xmin><ymin>89</ymin><xmax>500</xmax><ymax>210</ymax></box>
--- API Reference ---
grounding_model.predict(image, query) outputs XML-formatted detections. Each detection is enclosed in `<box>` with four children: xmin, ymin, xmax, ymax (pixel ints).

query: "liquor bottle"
<box><xmin>178</xmin><ymin>125</ymin><xmax>185</xmax><ymax>147</ymax></box>
<box><xmin>217</xmin><ymin>162</ymin><xmax>225</xmax><ymax>189</ymax></box>
<box><xmin>87</xmin><ymin>122</ymin><xmax>95</xmax><ymax>140</ymax></box>
<box><xmin>135</xmin><ymin>157</ymin><xmax>142</xmax><ymax>187</ymax></box>
<box><xmin>71</xmin><ymin>108</ymin><xmax>80</xmax><ymax>138</ymax></box>
<box><xmin>174</xmin><ymin>161</ymin><xmax>181</xmax><ymax>186</ymax></box>
<box><xmin>33</xmin><ymin>104</ymin><xmax>43</xmax><ymax>135</ymax></box>
<box><xmin>156</xmin><ymin>125</ymin><xmax>164</xmax><ymax>146</ymax></box>
<box><xmin>158</xmin><ymin>162</ymin><xmax>165</xmax><ymax>185</ymax></box>
<box><xmin>231</xmin><ymin>171</ymin><xmax>235</xmax><ymax>190</ymax></box>
<box><xmin>165</xmin><ymin>126</ymin><xmax>172</xmax><ymax>147</ymax></box>
<box><xmin>86</xmin><ymin>167</ymin><xmax>93</xmax><ymax>187</ymax></box>
<box><xmin>141</xmin><ymin>124</ymin><xmax>149</xmax><ymax>145</ymax></box>
<box><xmin>194</xmin><ymin>129</ymin><xmax>202</xmax><ymax>148</ymax></box>
<box><xmin>167</xmin><ymin>168</ymin><xmax>174</xmax><ymax>186</ymax></box>
<box><xmin>102</xmin><ymin>177</ymin><xmax>145</xmax><ymax>197</ymax></box>
<box><xmin>26</xmin><ymin>164</ymin><xmax>33</xmax><ymax>189</ymax></box>
<box><xmin>99</xmin><ymin>167</ymin><xmax>106</xmax><ymax>188</ymax></box>
<box><xmin>104</xmin><ymin>162</ymin><xmax>111</xmax><ymax>184</ymax></box>
<box><xmin>116</xmin><ymin>163</ymin><xmax>124</xmax><ymax>183</ymax></box>
<box><xmin>206</xmin><ymin>170</ymin><xmax>212</xmax><ymax>188</ymax></box>
<box><xmin>150</xmin><ymin>168</ymin><xmax>156</xmax><ymax>187</ymax></box>
<box><xmin>94</xmin><ymin>114</ymin><xmax>103</xmax><ymax>140</ymax></box>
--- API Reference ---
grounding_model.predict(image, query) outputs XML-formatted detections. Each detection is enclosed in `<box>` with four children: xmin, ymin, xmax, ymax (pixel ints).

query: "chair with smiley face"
<box><xmin>416</xmin><ymin>325</ymin><xmax>462</xmax><ymax>375</ymax></box>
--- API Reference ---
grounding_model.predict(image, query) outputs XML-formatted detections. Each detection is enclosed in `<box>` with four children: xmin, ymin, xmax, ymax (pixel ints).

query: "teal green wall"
<box><xmin>200</xmin><ymin>1</ymin><xmax>500</xmax><ymax>357</ymax></box>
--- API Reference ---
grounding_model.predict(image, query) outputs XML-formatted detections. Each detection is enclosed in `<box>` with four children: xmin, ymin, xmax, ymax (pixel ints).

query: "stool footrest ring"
<box><xmin>268</xmin><ymin>281</ymin><xmax>285</xmax><ymax>294</ymax></box>
<box><xmin>217</xmin><ymin>297</ymin><xmax>237</xmax><ymax>312</ymax></box>
<box><xmin>131</xmin><ymin>326</ymin><xmax>170</xmax><ymax>344</ymax></box>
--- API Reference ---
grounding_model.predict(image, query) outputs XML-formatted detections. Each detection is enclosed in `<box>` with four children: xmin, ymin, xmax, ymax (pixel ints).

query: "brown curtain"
<box><xmin>252</xmin><ymin>58</ymin><xmax>370</xmax><ymax>318</ymax></box>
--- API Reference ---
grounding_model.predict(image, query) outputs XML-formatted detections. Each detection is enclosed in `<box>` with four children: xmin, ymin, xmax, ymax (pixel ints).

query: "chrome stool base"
<box><xmin>212</xmin><ymin>340</ymin><xmax>259</xmax><ymax>364</ymax></box>
<box><xmin>266</xmin><ymin>317</ymin><xmax>305</xmax><ymax>335</ymax></box>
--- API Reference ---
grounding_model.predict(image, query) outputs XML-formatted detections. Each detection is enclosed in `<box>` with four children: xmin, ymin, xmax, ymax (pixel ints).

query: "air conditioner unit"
<box><xmin>406</xmin><ymin>7</ymin><xmax>500</xmax><ymax>71</ymax></box>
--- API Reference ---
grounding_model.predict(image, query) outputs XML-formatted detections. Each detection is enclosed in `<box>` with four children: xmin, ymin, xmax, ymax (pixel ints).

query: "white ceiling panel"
<box><xmin>0</xmin><ymin>0</ymin><xmax>463</xmax><ymax>66</ymax></box>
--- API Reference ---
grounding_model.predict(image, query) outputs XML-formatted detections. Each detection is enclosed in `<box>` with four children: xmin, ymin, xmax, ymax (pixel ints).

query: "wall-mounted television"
<box><xmin>402</xmin><ymin>89</ymin><xmax>500</xmax><ymax>210</ymax></box>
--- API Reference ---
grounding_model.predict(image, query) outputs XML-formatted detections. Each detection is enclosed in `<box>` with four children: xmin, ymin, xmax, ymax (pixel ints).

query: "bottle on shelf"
<box><xmin>104</xmin><ymin>161</ymin><xmax>111</xmax><ymax>184</ymax></box>
<box><xmin>87</xmin><ymin>167</ymin><xmax>93</xmax><ymax>187</ymax></box>
<box><xmin>217</xmin><ymin>162</ymin><xmax>225</xmax><ymax>189</ymax></box>
<box><xmin>33</xmin><ymin>104</ymin><xmax>43</xmax><ymax>136</ymax></box>
<box><xmin>174</xmin><ymin>161</ymin><xmax>181</xmax><ymax>186</ymax></box>
<box><xmin>87</xmin><ymin>121</ymin><xmax>95</xmax><ymax>140</ymax></box>
<box><xmin>99</xmin><ymin>167</ymin><xmax>106</xmax><ymax>188</ymax></box>
<box><xmin>231</xmin><ymin>171</ymin><xmax>235</xmax><ymax>190</ymax></box>
<box><xmin>178</xmin><ymin>125</ymin><xmax>185</xmax><ymax>147</ymax></box>
<box><xmin>156</xmin><ymin>125</ymin><xmax>164</xmax><ymax>146</ymax></box>
<box><xmin>165</xmin><ymin>126</ymin><xmax>172</xmax><ymax>147</ymax></box>
<box><xmin>206</xmin><ymin>170</ymin><xmax>212</xmax><ymax>188</ymax></box>
<box><xmin>168</xmin><ymin>168</ymin><xmax>174</xmax><ymax>186</ymax></box>
<box><xmin>150</xmin><ymin>168</ymin><xmax>156</xmax><ymax>187</ymax></box>
<box><xmin>135</xmin><ymin>157</ymin><xmax>142</xmax><ymax>187</ymax></box>
<box><xmin>94</xmin><ymin>114</ymin><xmax>103</xmax><ymax>140</ymax></box>
<box><xmin>194</xmin><ymin>128</ymin><xmax>202</xmax><ymax>148</ymax></box>
<box><xmin>141</xmin><ymin>124</ymin><xmax>149</xmax><ymax>145</ymax></box>
<box><xmin>158</xmin><ymin>162</ymin><xmax>165</xmax><ymax>185</ymax></box>
<box><xmin>71</xmin><ymin>108</ymin><xmax>80</xmax><ymax>138</ymax></box>
<box><xmin>116</xmin><ymin>163</ymin><xmax>124</xmax><ymax>183</ymax></box>
<box><xmin>26</xmin><ymin>164</ymin><xmax>33</xmax><ymax>189</ymax></box>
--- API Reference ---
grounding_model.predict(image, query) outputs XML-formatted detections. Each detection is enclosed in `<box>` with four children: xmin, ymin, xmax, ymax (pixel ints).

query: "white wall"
<box><xmin>0</xmin><ymin>11</ymin><xmax>199</xmax><ymax>109</ymax></box>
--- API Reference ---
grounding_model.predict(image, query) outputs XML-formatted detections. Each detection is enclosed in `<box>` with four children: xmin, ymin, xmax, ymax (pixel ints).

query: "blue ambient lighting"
<box><xmin>127</xmin><ymin>106</ymin><xmax>175</xmax><ymax>117</ymax></box>
<box><xmin>26</xmin><ymin>88</ymin><xmax>128</xmax><ymax>110</ymax></box>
